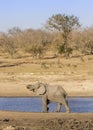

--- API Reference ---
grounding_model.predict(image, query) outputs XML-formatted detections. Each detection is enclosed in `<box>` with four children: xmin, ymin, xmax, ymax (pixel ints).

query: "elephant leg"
<box><xmin>62</xmin><ymin>98</ymin><xmax>70</xmax><ymax>113</ymax></box>
<box><xmin>42</xmin><ymin>96</ymin><xmax>48</xmax><ymax>112</ymax></box>
<box><xmin>53</xmin><ymin>96</ymin><xmax>70</xmax><ymax>113</ymax></box>
<box><xmin>55</xmin><ymin>103</ymin><xmax>62</xmax><ymax>112</ymax></box>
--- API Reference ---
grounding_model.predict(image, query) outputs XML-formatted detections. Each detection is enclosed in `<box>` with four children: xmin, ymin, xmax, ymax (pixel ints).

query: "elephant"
<box><xmin>26</xmin><ymin>82</ymin><xmax>70</xmax><ymax>113</ymax></box>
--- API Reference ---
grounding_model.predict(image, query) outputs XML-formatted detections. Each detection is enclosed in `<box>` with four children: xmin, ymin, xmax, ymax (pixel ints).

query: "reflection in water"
<box><xmin>0</xmin><ymin>97</ymin><xmax>93</xmax><ymax>113</ymax></box>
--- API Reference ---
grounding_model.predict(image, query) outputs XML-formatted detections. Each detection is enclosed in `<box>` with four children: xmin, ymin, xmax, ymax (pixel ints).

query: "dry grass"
<box><xmin>0</xmin><ymin>55</ymin><xmax>93</xmax><ymax>77</ymax></box>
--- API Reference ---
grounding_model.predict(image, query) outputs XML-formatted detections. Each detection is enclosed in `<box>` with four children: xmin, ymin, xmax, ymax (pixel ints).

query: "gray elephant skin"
<box><xmin>26</xmin><ymin>82</ymin><xmax>70</xmax><ymax>113</ymax></box>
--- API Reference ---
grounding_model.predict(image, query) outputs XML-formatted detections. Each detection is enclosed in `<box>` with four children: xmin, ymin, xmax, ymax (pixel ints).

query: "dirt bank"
<box><xmin>0</xmin><ymin>111</ymin><xmax>93</xmax><ymax>130</ymax></box>
<box><xmin>0</xmin><ymin>77</ymin><xmax>93</xmax><ymax>97</ymax></box>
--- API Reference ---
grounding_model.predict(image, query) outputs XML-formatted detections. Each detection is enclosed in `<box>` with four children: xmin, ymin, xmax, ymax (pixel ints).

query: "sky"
<box><xmin>0</xmin><ymin>0</ymin><xmax>93</xmax><ymax>32</ymax></box>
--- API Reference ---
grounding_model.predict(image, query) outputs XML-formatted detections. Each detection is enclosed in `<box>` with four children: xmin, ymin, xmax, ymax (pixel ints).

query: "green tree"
<box><xmin>45</xmin><ymin>14</ymin><xmax>80</xmax><ymax>57</ymax></box>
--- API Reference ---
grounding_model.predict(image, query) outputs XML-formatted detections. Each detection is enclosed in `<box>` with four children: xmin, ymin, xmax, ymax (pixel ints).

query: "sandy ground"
<box><xmin>0</xmin><ymin>72</ymin><xmax>93</xmax><ymax>97</ymax></box>
<box><xmin>0</xmin><ymin>111</ymin><xmax>93</xmax><ymax>130</ymax></box>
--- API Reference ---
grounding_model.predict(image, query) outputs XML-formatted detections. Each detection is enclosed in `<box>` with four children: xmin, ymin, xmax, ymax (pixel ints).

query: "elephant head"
<box><xmin>26</xmin><ymin>82</ymin><xmax>47</xmax><ymax>95</ymax></box>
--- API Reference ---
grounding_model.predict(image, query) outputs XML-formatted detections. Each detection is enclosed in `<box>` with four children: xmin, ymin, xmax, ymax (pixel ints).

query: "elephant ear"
<box><xmin>36</xmin><ymin>83</ymin><xmax>46</xmax><ymax>95</ymax></box>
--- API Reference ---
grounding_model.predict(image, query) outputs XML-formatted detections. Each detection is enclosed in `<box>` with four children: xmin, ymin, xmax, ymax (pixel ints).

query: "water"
<box><xmin>0</xmin><ymin>97</ymin><xmax>93</xmax><ymax>113</ymax></box>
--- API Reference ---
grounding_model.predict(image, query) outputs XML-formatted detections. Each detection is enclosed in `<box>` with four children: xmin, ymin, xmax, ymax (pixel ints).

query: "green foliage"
<box><xmin>57</xmin><ymin>44</ymin><xmax>65</xmax><ymax>54</ymax></box>
<box><xmin>57</xmin><ymin>44</ymin><xmax>72</xmax><ymax>57</ymax></box>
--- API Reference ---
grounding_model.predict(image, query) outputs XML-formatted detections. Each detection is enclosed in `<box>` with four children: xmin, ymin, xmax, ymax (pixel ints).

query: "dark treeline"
<box><xmin>0</xmin><ymin>14</ymin><xmax>93</xmax><ymax>59</ymax></box>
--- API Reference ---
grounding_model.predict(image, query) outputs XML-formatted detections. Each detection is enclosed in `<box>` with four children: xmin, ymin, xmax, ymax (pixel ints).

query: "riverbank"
<box><xmin>0</xmin><ymin>77</ymin><xmax>93</xmax><ymax>97</ymax></box>
<box><xmin>0</xmin><ymin>111</ymin><xmax>93</xmax><ymax>130</ymax></box>
<box><xmin>0</xmin><ymin>56</ymin><xmax>93</xmax><ymax>97</ymax></box>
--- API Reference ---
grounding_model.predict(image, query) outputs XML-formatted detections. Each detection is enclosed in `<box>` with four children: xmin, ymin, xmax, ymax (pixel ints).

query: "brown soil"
<box><xmin>0</xmin><ymin>112</ymin><xmax>93</xmax><ymax>130</ymax></box>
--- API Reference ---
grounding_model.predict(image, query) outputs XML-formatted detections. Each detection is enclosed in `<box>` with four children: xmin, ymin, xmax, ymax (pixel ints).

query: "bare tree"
<box><xmin>0</xmin><ymin>33</ymin><xmax>17</xmax><ymax>58</ymax></box>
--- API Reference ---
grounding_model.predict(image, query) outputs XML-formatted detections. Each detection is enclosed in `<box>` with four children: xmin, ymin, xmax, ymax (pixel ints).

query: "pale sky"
<box><xmin>0</xmin><ymin>0</ymin><xmax>93</xmax><ymax>32</ymax></box>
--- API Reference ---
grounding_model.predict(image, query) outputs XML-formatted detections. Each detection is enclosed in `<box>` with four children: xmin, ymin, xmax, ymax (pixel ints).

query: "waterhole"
<box><xmin>0</xmin><ymin>97</ymin><xmax>93</xmax><ymax>113</ymax></box>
